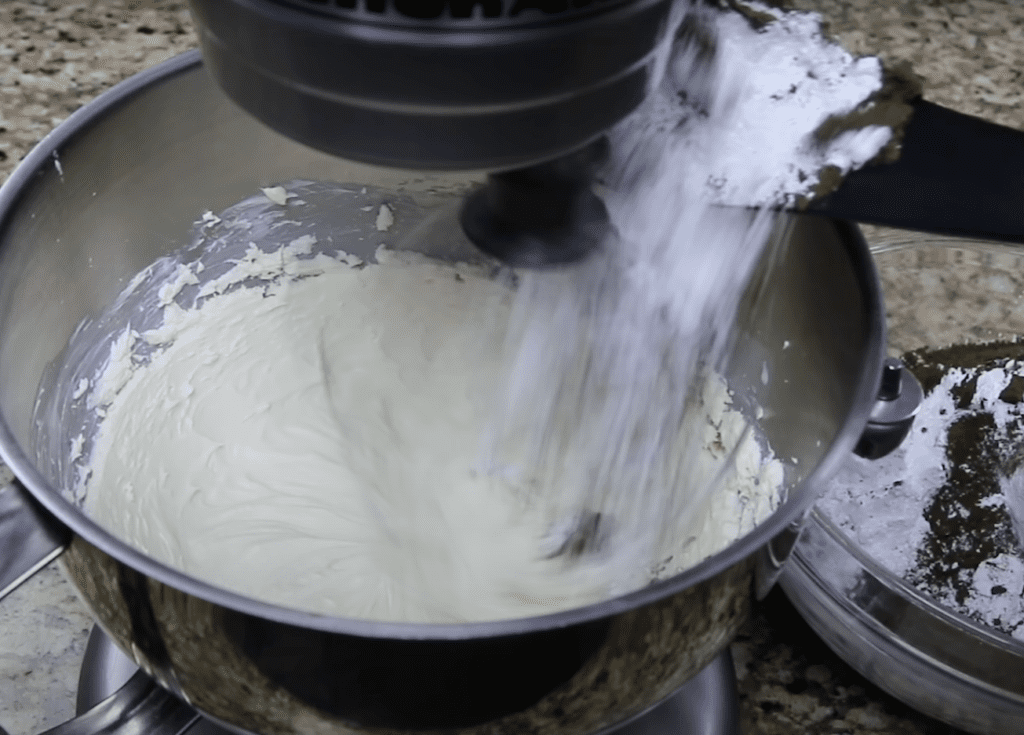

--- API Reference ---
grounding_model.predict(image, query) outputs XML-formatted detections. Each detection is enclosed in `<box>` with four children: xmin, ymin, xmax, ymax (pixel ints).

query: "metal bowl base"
<box><xmin>77</xmin><ymin>626</ymin><xmax>741</xmax><ymax>735</ymax></box>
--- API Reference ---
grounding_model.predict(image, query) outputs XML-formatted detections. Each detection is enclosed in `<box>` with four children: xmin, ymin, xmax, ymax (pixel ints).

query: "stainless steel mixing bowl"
<box><xmin>782</xmin><ymin>237</ymin><xmax>1024</xmax><ymax>735</ymax></box>
<box><xmin>0</xmin><ymin>50</ymin><xmax>883</xmax><ymax>735</ymax></box>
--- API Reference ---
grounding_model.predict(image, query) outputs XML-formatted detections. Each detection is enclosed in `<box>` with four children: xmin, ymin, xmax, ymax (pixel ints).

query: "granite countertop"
<box><xmin>1</xmin><ymin>1</ymin><xmax>1022</xmax><ymax>734</ymax></box>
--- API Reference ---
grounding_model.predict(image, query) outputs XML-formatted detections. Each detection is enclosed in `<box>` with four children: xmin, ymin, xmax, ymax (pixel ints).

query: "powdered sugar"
<box><xmin>820</xmin><ymin>366</ymin><xmax>959</xmax><ymax>579</ymax></box>
<box><xmin>963</xmin><ymin>554</ymin><xmax>1024</xmax><ymax>635</ymax></box>
<box><xmin>636</xmin><ymin>1</ymin><xmax>890</xmax><ymax>209</ymax></box>
<box><xmin>819</xmin><ymin>350</ymin><xmax>1024</xmax><ymax>640</ymax></box>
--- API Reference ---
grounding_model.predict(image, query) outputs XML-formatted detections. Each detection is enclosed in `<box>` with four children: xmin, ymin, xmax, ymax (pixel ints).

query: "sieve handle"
<box><xmin>0</xmin><ymin>479</ymin><xmax>69</xmax><ymax>600</ymax></box>
<box><xmin>807</xmin><ymin>98</ymin><xmax>1024</xmax><ymax>245</ymax></box>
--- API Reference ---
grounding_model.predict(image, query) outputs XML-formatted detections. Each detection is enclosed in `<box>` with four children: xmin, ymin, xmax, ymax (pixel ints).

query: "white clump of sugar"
<box><xmin>157</xmin><ymin>264</ymin><xmax>199</xmax><ymax>307</ymax></box>
<box><xmin>69</xmin><ymin>433</ymin><xmax>84</xmax><ymax>463</ymax></box>
<box><xmin>89</xmin><ymin>326</ymin><xmax>139</xmax><ymax>409</ymax></box>
<box><xmin>287</xmin><ymin>234</ymin><xmax>317</xmax><ymax>255</ymax></box>
<box><xmin>200</xmin><ymin>210</ymin><xmax>222</xmax><ymax>226</ymax></box>
<box><xmin>260</xmin><ymin>186</ymin><xmax>292</xmax><ymax>206</ymax></box>
<box><xmin>375</xmin><ymin>204</ymin><xmax>394</xmax><ymax>232</ymax></box>
<box><xmin>963</xmin><ymin>554</ymin><xmax>1024</xmax><ymax>642</ymax></box>
<box><xmin>72</xmin><ymin>378</ymin><xmax>89</xmax><ymax>400</ymax></box>
<box><xmin>488</xmin><ymin>1</ymin><xmax>892</xmax><ymax>569</ymax></box>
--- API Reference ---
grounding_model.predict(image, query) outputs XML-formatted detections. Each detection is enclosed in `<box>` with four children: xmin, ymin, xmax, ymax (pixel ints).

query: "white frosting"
<box><xmin>79</xmin><ymin>214</ymin><xmax>783</xmax><ymax>624</ymax></box>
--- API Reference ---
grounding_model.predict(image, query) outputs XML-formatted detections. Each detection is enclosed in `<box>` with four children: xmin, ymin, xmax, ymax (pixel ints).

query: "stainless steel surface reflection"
<box><xmin>0</xmin><ymin>50</ymin><xmax>884</xmax><ymax>735</ymax></box>
<box><xmin>77</xmin><ymin>626</ymin><xmax>741</xmax><ymax>735</ymax></box>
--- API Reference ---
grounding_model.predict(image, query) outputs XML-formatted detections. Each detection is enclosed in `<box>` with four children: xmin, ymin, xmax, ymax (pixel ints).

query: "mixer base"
<box><xmin>77</xmin><ymin>626</ymin><xmax>741</xmax><ymax>735</ymax></box>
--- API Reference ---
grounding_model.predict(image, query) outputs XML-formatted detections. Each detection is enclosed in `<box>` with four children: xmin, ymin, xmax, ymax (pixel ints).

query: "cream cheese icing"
<box><xmin>70</xmin><ymin>186</ymin><xmax>784</xmax><ymax>624</ymax></box>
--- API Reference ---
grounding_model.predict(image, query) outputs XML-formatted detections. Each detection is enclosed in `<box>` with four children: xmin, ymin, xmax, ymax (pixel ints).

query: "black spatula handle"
<box><xmin>806</xmin><ymin>98</ymin><xmax>1024</xmax><ymax>244</ymax></box>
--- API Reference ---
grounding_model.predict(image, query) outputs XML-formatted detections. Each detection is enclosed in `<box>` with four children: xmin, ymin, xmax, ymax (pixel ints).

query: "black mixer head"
<box><xmin>187</xmin><ymin>0</ymin><xmax>672</xmax><ymax>265</ymax></box>
<box><xmin>187</xmin><ymin>0</ymin><xmax>674</xmax><ymax>171</ymax></box>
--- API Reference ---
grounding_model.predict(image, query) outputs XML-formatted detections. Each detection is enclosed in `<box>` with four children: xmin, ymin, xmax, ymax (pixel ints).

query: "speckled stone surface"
<box><xmin>1</xmin><ymin>2</ymin><xmax>1022</xmax><ymax>734</ymax></box>
<box><xmin>0</xmin><ymin>563</ymin><xmax>94</xmax><ymax>735</ymax></box>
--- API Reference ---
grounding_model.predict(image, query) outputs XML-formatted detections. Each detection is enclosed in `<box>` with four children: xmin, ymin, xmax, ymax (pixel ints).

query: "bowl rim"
<box><xmin>802</xmin><ymin>504</ymin><xmax>1024</xmax><ymax>656</ymax></box>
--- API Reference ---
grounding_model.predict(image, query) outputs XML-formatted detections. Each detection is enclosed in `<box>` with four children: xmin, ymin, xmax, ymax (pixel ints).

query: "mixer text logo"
<box><xmin>351</xmin><ymin>0</ymin><xmax>621</xmax><ymax>19</ymax></box>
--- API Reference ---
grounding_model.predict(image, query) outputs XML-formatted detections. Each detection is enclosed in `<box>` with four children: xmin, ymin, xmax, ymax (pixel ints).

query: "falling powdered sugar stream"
<box><xmin>484</xmin><ymin>0</ymin><xmax>895</xmax><ymax>577</ymax></box>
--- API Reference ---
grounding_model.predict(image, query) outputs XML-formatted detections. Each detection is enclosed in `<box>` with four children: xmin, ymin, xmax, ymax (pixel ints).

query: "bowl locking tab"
<box><xmin>855</xmin><ymin>357</ymin><xmax>924</xmax><ymax>460</ymax></box>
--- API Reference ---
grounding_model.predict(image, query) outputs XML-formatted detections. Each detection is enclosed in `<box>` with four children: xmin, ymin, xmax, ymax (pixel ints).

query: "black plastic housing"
<box><xmin>187</xmin><ymin>0</ymin><xmax>674</xmax><ymax>171</ymax></box>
